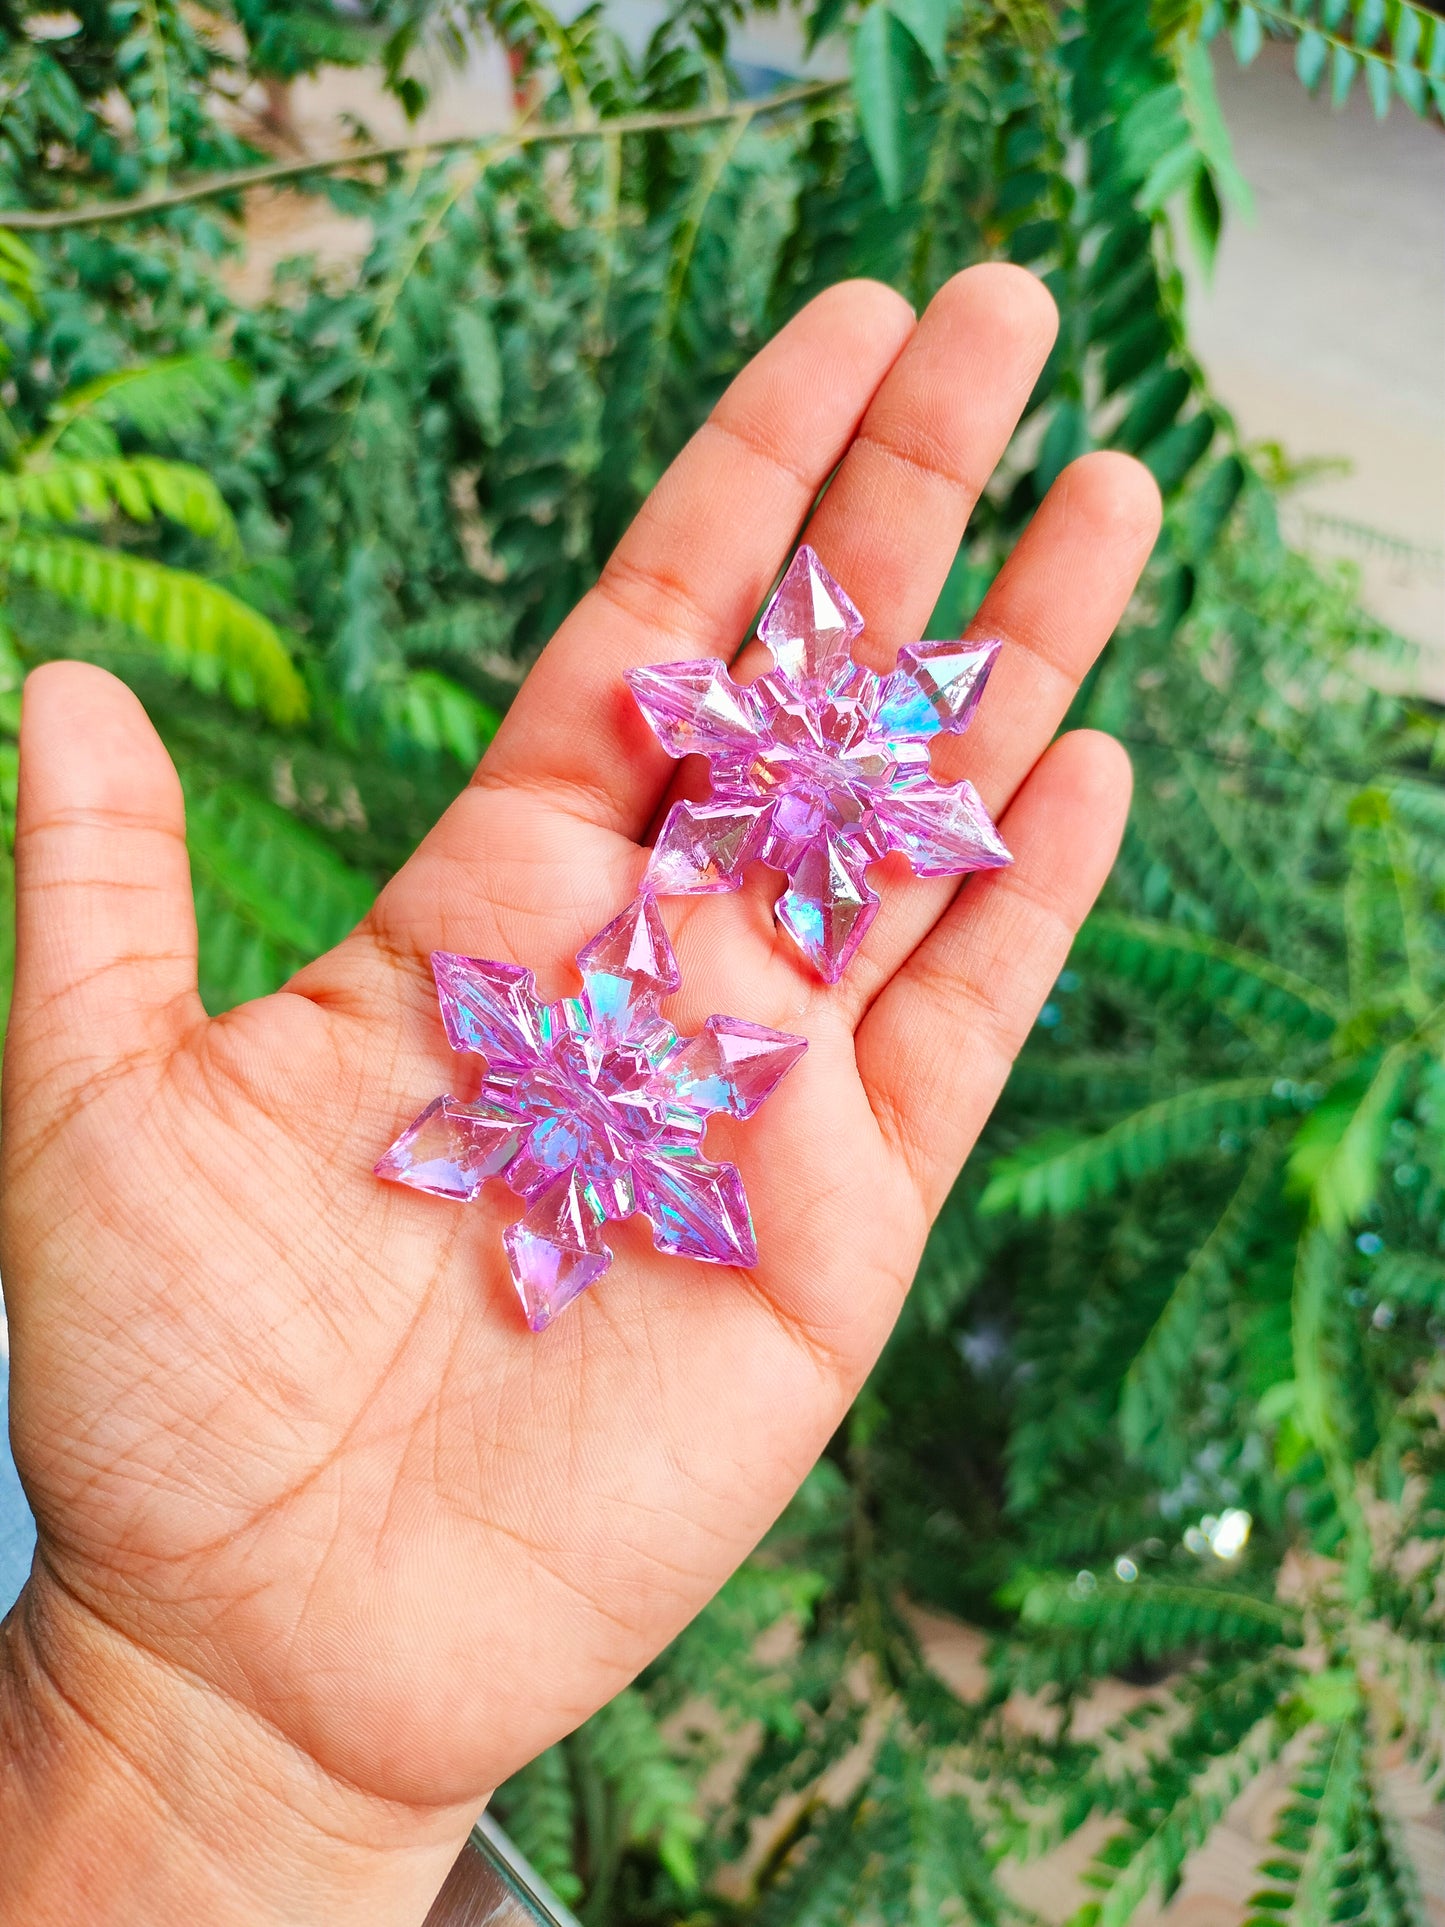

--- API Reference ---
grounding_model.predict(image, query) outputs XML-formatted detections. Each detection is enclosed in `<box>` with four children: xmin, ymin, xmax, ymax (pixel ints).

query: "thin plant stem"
<box><xmin>0</xmin><ymin>80</ymin><xmax>847</xmax><ymax>233</ymax></box>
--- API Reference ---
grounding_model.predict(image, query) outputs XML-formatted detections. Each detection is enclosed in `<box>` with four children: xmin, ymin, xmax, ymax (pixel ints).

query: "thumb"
<box><xmin>7</xmin><ymin>662</ymin><xmax>201</xmax><ymax>1093</ymax></box>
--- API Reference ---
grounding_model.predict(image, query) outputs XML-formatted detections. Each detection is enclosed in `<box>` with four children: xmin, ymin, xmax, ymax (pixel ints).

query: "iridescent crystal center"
<box><xmin>509</xmin><ymin>1017</ymin><xmax>683</xmax><ymax>1195</ymax></box>
<box><xmin>745</xmin><ymin>671</ymin><xmax>930</xmax><ymax>863</ymax></box>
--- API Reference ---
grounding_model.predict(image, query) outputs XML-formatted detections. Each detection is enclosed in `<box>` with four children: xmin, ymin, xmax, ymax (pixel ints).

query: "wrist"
<box><xmin>0</xmin><ymin>1568</ymin><xmax>479</xmax><ymax>1927</ymax></box>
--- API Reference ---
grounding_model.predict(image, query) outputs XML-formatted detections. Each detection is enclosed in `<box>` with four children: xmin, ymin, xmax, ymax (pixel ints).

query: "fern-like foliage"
<box><xmin>1077</xmin><ymin>1708</ymin><xmax>1287</xmax><ymax>1925</ymax></box>
<box><xmin>980</xmin><ymin>1075</ymin><xmax>1296</xmax><ymax>1218</ymax></box>
<box><xmin>1017</xmin><ymin>1573</ymin><xmax>1300</xmax><ymax>1667</ymax></box>
<box><xmin>0</xmin><ymin>457</ymin><xmax>235</xmax><ymax>542</ymax></box>
<box><xmin>0</xmin><ymin>333</ymin><xmax>307</xmax><ymax>745</ymax></box>
<box><xmin>183</xmin><ymin>781</ymin><xmax>373</xmax><ymax>1009</ymax></box>
<box><xmin>386</xmin><ymin>669</ymin><xmax>502</xmax><ymax>767</ymax></box>
<box><xmin>1119</xmin><ymin>1125</ymin><xmax>1285</xmax><ymax>1479</ymax></box>
<box><xmin>1213</xmin><ymin>0</ymin><xmax>1445</xmax><ymax>122</ymax></box>
<box><xmin>39</xmin><ymin>355</ymin><xmax>245</xmax><ymax>455</ymax></box>
<box><xmin>488</xmin><ymin>1744</ymin><xmax>583</xmax><ymax>1905</ymax></box>
<box><xmin>1073</xmin><ymin>911</ymin><xmax>1342</xmax><ymax>1035</ymax></box>
<box><xmin>7</xmin><ymin>536</ymin><xmax>307</xmax><ymax>723</ymax></box>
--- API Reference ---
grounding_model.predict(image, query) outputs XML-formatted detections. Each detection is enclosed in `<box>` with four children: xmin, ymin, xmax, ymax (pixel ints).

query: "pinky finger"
<box><xmin>855</xmin><ymin>730</ymin><xmax>1133</xmax><ymax>1220</ymax></box>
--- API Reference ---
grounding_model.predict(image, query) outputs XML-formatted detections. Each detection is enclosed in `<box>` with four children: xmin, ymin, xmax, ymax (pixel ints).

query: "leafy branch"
<box><xmin>1</xmin><ymin>80</ymin><xmax>846</xmax><ymax>232</ymax></box>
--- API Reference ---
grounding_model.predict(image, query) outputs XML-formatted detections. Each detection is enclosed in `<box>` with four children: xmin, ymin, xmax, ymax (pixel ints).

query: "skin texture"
<box><xmin>0</xmin><ymin>266</ymin><xmax>1160</xmax><ymax>1925</ymax></box>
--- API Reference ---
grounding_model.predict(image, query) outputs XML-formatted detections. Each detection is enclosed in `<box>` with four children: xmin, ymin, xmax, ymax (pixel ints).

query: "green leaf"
<box><xmin>1116</xmin><ymin>366</ymin><xmax>1192</xmax><ymax>453</ymax></box>
<box><xmin>1331</xmin><ymin>44</ymin><xmax>1360</xmax><ymax>104</ymax></box>
<box><xmin>184</xmin><ymin>779</ymin><xmax>373</xmax><ymax>1008</ymax></box>
<box><xmin>886</xmin><ymin>0</ymin><xmax>957</xmax><ymax>76</ymax></box>
<box><xmin>573</xmin><ymin>1689</ymin><xmax>703</xmax><ymax>1893</ymax></box>
<box><xmin>1298</xmin><ymin>1667</ymin><xmax>1361</xmax><ymax>1724</ymax></box>
<box><xmin>1093</xmin><ymin>1712</ymin><xmax>1287</xmax><ymax>1927</ymax></box>
<box><xmin>1392</xmin><ymin>2</ymin><xmax>1422</xmax><ymax>68</ymax></box>
<box><xmin>1036</xmin><ymin>401</ymin><xmax>1090</xmax><ymax>493</ymax></box>
<box><xmin>1355</xmin><ymin>0</ymin><xmax>1386</xmax><ymax>51</ymax></box>
<box><xmin>1121</xmin><ymin>80</ymin><xmax>1191</xmax><ymax>182</ymax></box>
<box><xmin>8</xmin><ymin>536</ymin><xmax>308</xmax><ymax>725</ymax></box>
<box><xmin>981</xmin><ymin>1075</ymin><xmax>1294</xmax><ymax>1219</ymax></box>
<box><xmin>449</xmin><ymin>307</ymin><xmax>504</xmax><ymax>445</ymax></box>
<box><xmin>852</xmin><ymin>4</ymin><xmax>911</xmax><ymax>206</ymax></box>
<box><xmin>1286</xmin><ymin>1048</ymin><xmax>1411</xmax><ymax>1235</ymax></box>
<box><xmin>1184</xmin><ymin>452</ymin><xmax>1248</xmax><ymax>553</ymax></box>
<box><xmin>1394</xmin><ymin>58</ymin><xmax>1427</xmax><ymax>112</ymax></box>
<box><xmin>1250</xmin><ymin>1723</ymin><xmax>1364</xmax><ymax>1925</ymax></box>
<box><xmin>389</xmin><ymin>668</ymin><xmax>500</xmax><ymax>764</ymax></box>
<box><xmin>1291</xmin><ymin>1226</ymin><xmax>1377</xmax><ymax>1561</ymax></box>
<box><xmin>1073</xmin><ymin>911</ymin><xmax>1342</xmax><ymax>1032</ymax></box>
<box><xmin>1020</xmin><ymin>1576</ymin><xmax>1301</xmax><ymax>1650</ymax></box>
<box><xmin>1121</xmin><ymin>1128</ymin><xmax>1286</xmax><ymax>1473</ymax></box>
<box><xmin>1184</xmin><ymin>162</ymin><xmax>1223</xmax><ymax>275</ymax></box>
<box><xmin>1291</xmin><ymin>1717</ymin><xmax>1365</xmax><ymax>1920</ymax></box>
<box><xmin>1369</xmin><ymin>1249</ymin><xmax>1445</xmax><ymax>1309</ymax></box>
<box><xmin>1296</xmin><ymin>29</ymin><xmax>1328</xmax><ymax>89</ymax></box>
<box><xmin>0</xmin><ymin>456</ymin><xmax>237</xmax><ymax>548</ymax></box>
<box><xmin>0</xmin><ymin>226</ymin><xmax>40</xmax><ymax>327</ymax></box>
<box><xmin>1232</xmin><ymin>4</ymin><xmax>1264</xmax><ymax>64</ymax></box>
<box><xmin>1365</xmin><ymin>51</ymin><xmax>1393</xmax><ymax>113</ymax></box>
<box><xmin>1143</xmin><ymin>411</ymin><xmax>1217</xmax><ymax>493</ymax></box>
<box><xmin>1139</xmin><ymin>139</ymin><xmax>1201</xmax><ymax>213</ymax></box>
<box><xmin>1180</xmin><ymin>40</ymin><xmax>1256</xmax><ymax>216</ymax></box>
<box><xmin>486</xmin><ymin>1749</ymin><xmax>584</xmax><ymax>1907</ymax></box>
<box><xmin>1103</xmin><ymin>313</ymin><xmax>1174</xmax><ymax>394</ymax></box>
<box><xmin>43</xmin><ymin>356</ymin><xmax>243</xmax><ymax>450</ymax></box>
<box><xmin>805</xmin><ymin>0</ymin><xmax>850</xmax><ymax>49</ymax></box>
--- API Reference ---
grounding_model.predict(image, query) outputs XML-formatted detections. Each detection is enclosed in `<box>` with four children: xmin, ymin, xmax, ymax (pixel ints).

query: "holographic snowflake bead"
<box><xmin>627</xmin><ymin>545</ymin><xmax>1012</xmax><ymax>982</ymax></box>
<box><xmin>376</xmin><ymin>896</ymin><xmax>806</xmax><ymax>1332</ymax></box>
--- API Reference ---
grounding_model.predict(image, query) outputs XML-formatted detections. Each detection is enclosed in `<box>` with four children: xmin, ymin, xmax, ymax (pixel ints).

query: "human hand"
<box><xmin>0</xmin><ymin>266</ymin><xmax>1159</xmax><ymax>1925</ymax></box>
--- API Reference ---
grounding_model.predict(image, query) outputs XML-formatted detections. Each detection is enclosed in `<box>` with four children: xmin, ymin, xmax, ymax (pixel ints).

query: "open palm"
<box><xmin>1</xmin><ymin>267</ymin><xmax>1159</xmax><ymax>1920</ymax></box>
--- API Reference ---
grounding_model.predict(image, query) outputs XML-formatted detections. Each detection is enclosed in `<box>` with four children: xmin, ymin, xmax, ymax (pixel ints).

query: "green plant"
<box><xmin>2</xmin><ymin>0</ymin><xmax>1442</xmax><ymax>1917</ymax></box>
<box><xmin>1</xmin><ymin>358</ymin><xmax>306</xmax><ymax>724</ymax></box>
<box><xmin>0</xmin><ymin>242</ymin><xmax>352</xmax><ymax>1011</ymax></box>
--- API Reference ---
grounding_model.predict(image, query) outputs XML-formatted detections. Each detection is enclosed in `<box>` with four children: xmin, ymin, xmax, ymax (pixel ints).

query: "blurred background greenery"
<box><xmin>1</xmin><ymin>0</ymin><xmax>1443</xmax><ymax>1920</ymax></box>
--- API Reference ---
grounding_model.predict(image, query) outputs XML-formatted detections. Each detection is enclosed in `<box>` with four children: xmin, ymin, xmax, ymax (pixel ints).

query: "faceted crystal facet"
<box><xmin>776</xmin><ymin>829</ymin><xmax>879</xmax><ymax>984</ymax></box>
<box><xmin>431</xmin><ymin>954</ymin><xmax>540</xmax><ymax>1066</ymax></box>
<box><xmin>377</xmin><ymin>896</ymin><xmax>805</xmax><ymax>1330</ymax></box>
<box><xmin>871</xmin><ymin>779</ymin><xmax>1012</xmax><ymax>878</ymax></box>
<box><xmin>638</xmin><ymin>1150</ymin><xmax>757</xmax><ymax>1266</ymax></box>
<box><xmin>629</xmin><ymin>659</ymin><xmax>762</xmax><ymax>758</ymax></box>
<box><xmin>626</xmin><ymin>545</ymin><xmax>1010</xmax><ymax>981</ymax></box>
<box><xmin>576</xmin><ymin>891</ymin><xmax>681</xmax><ymax>996</ymax></box>
<box><xmin>658</xmin><ymin>1015</ymin><xmax>809</xmax><ymax>1118</ymax></box>
<box><xmin>503</xmin><ymin>1169</ymin><xmax>611</xmax><ymax>1332</ymax></box>
<box><xmin>373</xmin><ymin>1095</ymin><xmax>523</xmax><ymax>1201</ymax></box>
<box><xmin>756</xmin><ymin>545</ymin><xmax>864</xmax><ymax>690</ymax></box>
<box><xmin>876</xmin><ymin>639</ymin><xmax>1001</xmax><ymax>739</ymax></box>
<box><xmin>649</xmin><ymin>800</ymin><xmax>767</xmax><ymax>894</ymax></box>
<box><xmin>576</xmin><ymin>892</ymin><xmax>681</xmax><ymax>1041</ymax></box>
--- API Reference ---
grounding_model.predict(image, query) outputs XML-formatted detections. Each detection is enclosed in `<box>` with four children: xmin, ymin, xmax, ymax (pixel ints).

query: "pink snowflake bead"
<box><xmin>376</xmin><ymin>897</ymin><xmax>805</xmax><ymax>1331</ymax></box>
<box><xmin>628</xmin><ymin>545</ymin><xmax>1011</xmax><ymax>982</ymax></box>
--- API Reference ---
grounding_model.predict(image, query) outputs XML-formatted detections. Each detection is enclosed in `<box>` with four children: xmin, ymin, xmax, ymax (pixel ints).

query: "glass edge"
<box><xmin>470</xmin><ymin>1811</ymin><xmax>587</xmax><ymax>1927</ymax></box>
